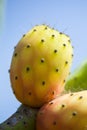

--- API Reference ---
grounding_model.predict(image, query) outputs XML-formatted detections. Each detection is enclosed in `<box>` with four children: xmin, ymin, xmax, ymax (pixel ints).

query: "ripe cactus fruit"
<box><xmin>10</xmin><ymin>24</ymin><xmax>73</xmax><ymax>107</ymax></box>
<box><xmin>65</xmin><ymin>60</ymin><xmax>87</xmax><ymax>92</ymax></box>
<box><xmin>0</xmin><ymin>105</ymin><xmax>39</xmax><ymax>130</ymax></box>
<box><xmin>37</xmin><ymin>90</ymin><xmax>87</xmax><ymax>130</ymax></box>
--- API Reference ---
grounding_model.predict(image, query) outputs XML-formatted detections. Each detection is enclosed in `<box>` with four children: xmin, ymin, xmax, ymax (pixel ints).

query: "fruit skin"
<box><xmin>0</xmin><ymin>105</ymin><xmax>39</xmax><ymax>130</ymax></box>
<box><xmin>36</xmin><ymin>90</ymin><xmax>87</xmax><ymax>130</ymax></box>
<box><xmin>65</xmin><ymin>60</ymin><xmax>87</xmax><ymax>92</ymax></box>
<box><xmin>10</xmin><ymin>24</ymin><xmax>73</xmax><ymax>107</ymax></box>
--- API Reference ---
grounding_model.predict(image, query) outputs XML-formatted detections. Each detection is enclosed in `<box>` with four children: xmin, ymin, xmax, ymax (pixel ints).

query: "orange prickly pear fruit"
<box><xmin>37</xmin><ymin>90</ymin><xmax>87</xmax><ymax>130</ymax></box>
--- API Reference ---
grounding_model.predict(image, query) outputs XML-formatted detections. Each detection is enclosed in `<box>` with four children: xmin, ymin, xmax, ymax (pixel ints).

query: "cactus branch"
<box><xmin>0</xmin><ymin>104</ymin><xmax>39</xmax><ymax>130</ymax></box>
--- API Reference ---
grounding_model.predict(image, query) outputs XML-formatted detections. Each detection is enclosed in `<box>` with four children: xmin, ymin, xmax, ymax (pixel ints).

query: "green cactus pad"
<box><xmin>65</xmin><ymin>60</ymin><xmax>87</xmax><ymax>92</ymax></box>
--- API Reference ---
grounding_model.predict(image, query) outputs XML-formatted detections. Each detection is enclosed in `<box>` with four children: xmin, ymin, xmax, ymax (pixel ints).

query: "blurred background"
<box><xmin>0</xmin><ymin>0</ymin><xmax>87</xmax><ymax>123</ymax></box>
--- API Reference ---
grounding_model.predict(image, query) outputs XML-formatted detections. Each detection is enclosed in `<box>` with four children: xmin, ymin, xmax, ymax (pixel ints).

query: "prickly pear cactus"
<box><xmin>65</xmin><ymin>60</ymin><xmax>87</xmax><ymax>92</ymax></box>
<box><xmin>10</xmin><ymin>24</ymin><xmax>73</xmax><ymax>107</ymax></box>
<box><xmin>36</xmin><ymin>90</ymin><xmax>87</xmax><ymax>130</ymax></box>
<box><xmin>0</xmin><ymin>105</ymin><xmax>38</xmax><ymax>130</ymax></box>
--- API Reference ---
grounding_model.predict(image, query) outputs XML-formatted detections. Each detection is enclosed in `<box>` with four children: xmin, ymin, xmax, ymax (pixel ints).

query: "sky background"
<box><xmin>0</xmin><ymin>0</ymin><xmax>87</xmax><ymax>123</ymax></box>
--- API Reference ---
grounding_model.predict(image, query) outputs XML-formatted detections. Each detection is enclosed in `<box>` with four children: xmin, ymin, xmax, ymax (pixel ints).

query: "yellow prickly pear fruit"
<box><xmin>10</xmin><ymin>24</ymin><xmax>73</xmax><ymax>107</ymax></box>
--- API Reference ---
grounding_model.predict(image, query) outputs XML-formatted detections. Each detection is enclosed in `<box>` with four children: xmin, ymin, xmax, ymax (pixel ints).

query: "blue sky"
<box><xmin>0</xmin><ymin>0</ymin><xmax>87</xmax><ymax>123</ymax></box>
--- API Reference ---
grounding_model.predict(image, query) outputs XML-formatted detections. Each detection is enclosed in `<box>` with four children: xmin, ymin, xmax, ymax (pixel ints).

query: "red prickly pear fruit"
<box><xmin>37</xmin><ymin>90</ymin><xmax>87</xmax><ymax>130</ymax></box>
<box><xmin>10</xmin><ymin>24</ymin><xmax>73</xmax><ymax>107</ymax></box>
